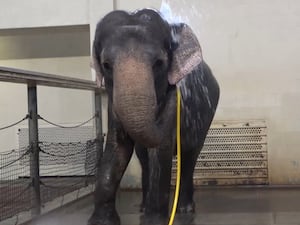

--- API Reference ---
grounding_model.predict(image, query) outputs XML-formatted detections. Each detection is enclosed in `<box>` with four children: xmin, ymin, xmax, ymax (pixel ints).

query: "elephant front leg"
<box><xmin>88</xmin><ymin>129</ymin><xmax>134</xmax><ymax>225</ymax></box>
<box><xmin>141</xmin><ymin>148</ymin><xmax>173</xmax><ymax>225</ymax></box>
<box><xmin>135</xmin><ymin>143</ymin><xmax>149</xmax><ymax>212</ymax></box>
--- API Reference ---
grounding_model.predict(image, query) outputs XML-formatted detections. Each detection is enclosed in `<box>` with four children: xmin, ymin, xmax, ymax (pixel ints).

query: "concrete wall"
<box><xmin>0</xmin><ymin>0</ymin><xmax>300</xmax><ymax>185</ymax></box>
<box><xmin>175</xmin><ymin>0</ymin><xmax>300</xmax><ymax>185</ymax></box>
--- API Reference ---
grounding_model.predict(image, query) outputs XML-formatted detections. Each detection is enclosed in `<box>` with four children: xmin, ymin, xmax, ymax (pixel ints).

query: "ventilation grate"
<box><xmin>172</xmin><ymin>120</ymin><xmax>268</xmax><ymax>186</ymax></box>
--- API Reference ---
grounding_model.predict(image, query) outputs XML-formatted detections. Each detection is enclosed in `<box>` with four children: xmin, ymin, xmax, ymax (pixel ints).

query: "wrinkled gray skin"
<box><xmin>89</xmin><ymin>9</ymin><xmax>219</xmax><ymax>225</ymax></box>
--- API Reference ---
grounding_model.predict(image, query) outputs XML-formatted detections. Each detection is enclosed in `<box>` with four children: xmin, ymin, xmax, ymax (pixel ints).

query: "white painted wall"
<box><xmin>0</xmin><ymin>0</ymin><xmax>89</xmax><ymax>29</ymax></box>
<box><xmin>0</xmin><ymin>0</ymin><xmax>300</xmax><ymax>185</ymax></box>
<box><xmin>0</xmin><ymin>57</ymin><xmax>93</xmax><ymax>148</ymax></box>
<box><xmin>0</xmin><ymin>24</ymin><xmax>92</xmax><ymax>153</ymax></box>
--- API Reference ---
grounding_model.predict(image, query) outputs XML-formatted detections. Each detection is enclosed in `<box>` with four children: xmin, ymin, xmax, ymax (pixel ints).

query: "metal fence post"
<box><xmin>27</xmin><ymin>83</ymin><xmax>41</xmax><ymax>216</ymax></box>
<box><xmin>94</xmin><ymin>90</ymin><xmax>103</xmax><ymax>163</ymax></box>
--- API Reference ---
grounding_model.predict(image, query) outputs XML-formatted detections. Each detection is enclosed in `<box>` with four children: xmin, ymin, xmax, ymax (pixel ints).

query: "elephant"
<box><xmin>89</xmin><ymin>8</ymin><xmax>220</xmax><ymax>225</ymax></box>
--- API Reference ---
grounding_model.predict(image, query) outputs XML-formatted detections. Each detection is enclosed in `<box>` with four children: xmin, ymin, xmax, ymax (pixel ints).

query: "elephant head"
<box><xmin>92</xmin><ymin>9</ymin><xmax>203</xmax><ymax>147</ymax></box>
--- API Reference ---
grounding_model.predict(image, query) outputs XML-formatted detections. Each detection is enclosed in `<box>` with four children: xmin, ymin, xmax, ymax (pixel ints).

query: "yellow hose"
<box><xmin>168</xmin><ymin>88</ymin><xmax>181</xmax><ymax>225</ymax></box>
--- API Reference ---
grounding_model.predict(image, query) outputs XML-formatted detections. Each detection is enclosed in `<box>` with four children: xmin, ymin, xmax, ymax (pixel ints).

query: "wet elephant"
<box><xmin>88</xmin><ymin>9</ymin><xmax>220</xmax><ymax>225</ymax></box>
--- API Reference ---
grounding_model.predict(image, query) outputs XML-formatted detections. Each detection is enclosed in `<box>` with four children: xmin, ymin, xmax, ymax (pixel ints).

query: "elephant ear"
<box><xmin>168</xmin><ymin>24</ymin><xmax>203</xmax><ymax>85</ymax></box>
<box><xmin>91</xmin><ymin>48</ymin><xmax>104</xmax><ymax>88</ymax></box>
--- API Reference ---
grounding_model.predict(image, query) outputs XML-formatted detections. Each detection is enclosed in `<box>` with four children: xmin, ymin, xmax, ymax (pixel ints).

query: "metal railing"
<box><xmin>0</xmin><ymin>66</ymin><xmax>105</xmax><ymax>223</ymax></box>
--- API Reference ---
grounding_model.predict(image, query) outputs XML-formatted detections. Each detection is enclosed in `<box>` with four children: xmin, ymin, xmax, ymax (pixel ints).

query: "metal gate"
<box><xmin>172</xmin><ymin>120</ymin><xmax>268</xmax><ymax>186</ymax></box>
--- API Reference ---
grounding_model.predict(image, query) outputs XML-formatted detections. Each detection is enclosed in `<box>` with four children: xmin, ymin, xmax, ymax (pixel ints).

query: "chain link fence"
<box><xmin>0</xmin><ymin>145</ymin><xmax>31</xmax><ymax>222</ymax></box>
<box><xmin>0</xmin><ymin>114</ymin><xmax>99</xmax><ymax>223</ymax></box>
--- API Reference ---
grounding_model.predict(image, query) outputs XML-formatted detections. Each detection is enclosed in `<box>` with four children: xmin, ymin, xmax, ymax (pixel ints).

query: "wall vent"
<box><xmin>172</xmin><ymin>120</ymin><xmax>268</xmax><ymax>186</ymax></box>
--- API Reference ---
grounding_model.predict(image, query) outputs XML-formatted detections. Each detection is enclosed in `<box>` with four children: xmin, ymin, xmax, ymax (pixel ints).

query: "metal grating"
<box><xmin>172</xmin><ymin>120</ymin><xmax>268</xmax><ymax>186</ymax></box>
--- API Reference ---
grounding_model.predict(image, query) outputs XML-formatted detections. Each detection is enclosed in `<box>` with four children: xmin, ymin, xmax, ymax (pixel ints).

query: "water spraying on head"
<box><xmin>159</xmin><ymin>0</ymin><xmax>203</xmax><ymax>35</ymax></box>
<box><xmin>159</xmin><ymin>0</ymin><xmax>189</xmax><ymax>23</ymax></box>
<box><xmin>160</xmin><ymin>1</ymin><xmax>188</xmax><ymax>24</ymax></box>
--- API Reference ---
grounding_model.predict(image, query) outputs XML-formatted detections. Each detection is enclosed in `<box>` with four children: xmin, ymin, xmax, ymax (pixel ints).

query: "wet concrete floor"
<box><xmin>29</xmin><ymin>187</ymin><xmax>300</xmax><ymax>225</ymax></box>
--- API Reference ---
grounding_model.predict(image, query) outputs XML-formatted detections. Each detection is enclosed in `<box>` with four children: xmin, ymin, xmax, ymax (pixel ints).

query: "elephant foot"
<box><xmin>140</xmin><ymin>214</ymin><xmax>167</xmax><ymax>225</ymax></box>
<box><xmin>176</xmin><ymin>213</ymin><xmax>196</xmax><ymax>225</ymax></box>
<box><xmin>88</xmin><ymin>207</ymin><xmax>120</xmax><ymax>225</ymax></box>
<box><xmin>177</xmin><ymin>201</ymin><xmax>195</xmax><ymax>214</ymax></box>
<box><xmin>88</xmin><ymin>215</ymin><xmax>120</xmax><ymax>225</ymax></box>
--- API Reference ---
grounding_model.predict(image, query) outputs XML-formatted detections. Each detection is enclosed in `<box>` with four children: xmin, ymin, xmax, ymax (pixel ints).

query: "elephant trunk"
<box><xmin>113</xmin><ymin>56</ymin><xmax>163</xmax><ymax>147</ymax></box>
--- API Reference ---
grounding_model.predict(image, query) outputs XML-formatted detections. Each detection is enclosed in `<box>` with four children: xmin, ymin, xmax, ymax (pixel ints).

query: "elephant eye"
<box><xmin>153</xmin><ymin>59</ymin><xmax>164</xmax><ymax>69</ymax></box>
<box><xmin>102</xmin><ymin>61</ymin><xmax>112</xmax><ymax>73</ymax></box>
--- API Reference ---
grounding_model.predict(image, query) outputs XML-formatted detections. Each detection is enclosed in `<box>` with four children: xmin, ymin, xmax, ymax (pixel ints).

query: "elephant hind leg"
<box><xmin>178</xmin><ymin>132</ymin><xmax>208</xmax><ymax>214</ymax></box>
<box><xmin>141</xmin><ymin>147</ymin><xmax>173</xmax><ymax>225</ymax></box>
<box><xmin>177</xmin><ymin>148</ymin><xmax>198</xmax><ymax>213</ymax></box>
